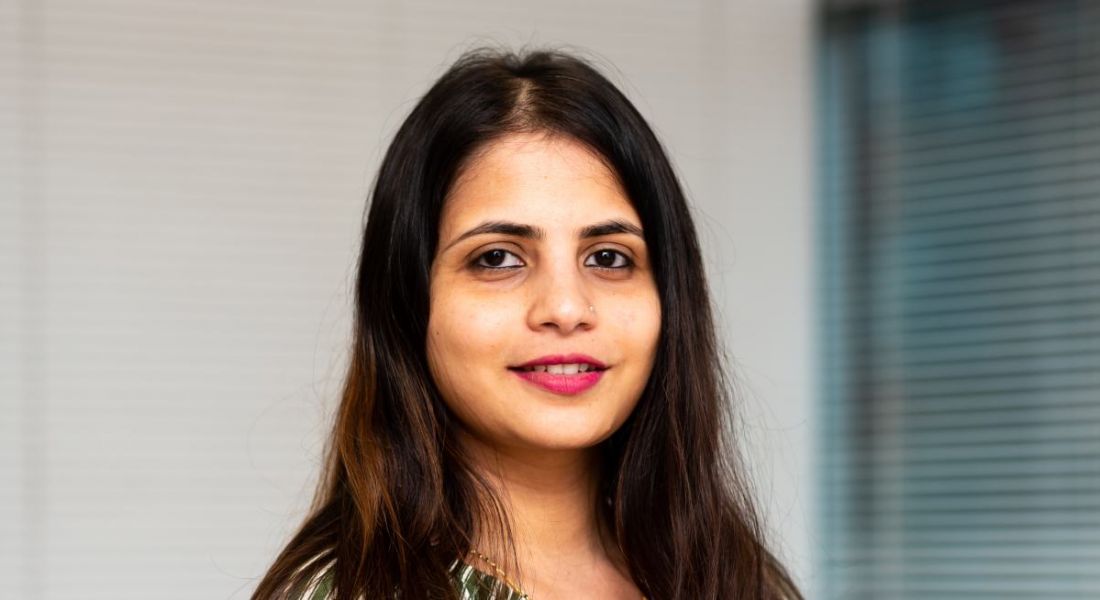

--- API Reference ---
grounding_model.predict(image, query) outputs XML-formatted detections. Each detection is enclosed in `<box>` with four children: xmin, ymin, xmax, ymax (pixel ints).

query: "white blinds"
<box><xmin>820</xmin><ymin>1</ymin><xmax>1100</xmax><ymax>597</ymax></box>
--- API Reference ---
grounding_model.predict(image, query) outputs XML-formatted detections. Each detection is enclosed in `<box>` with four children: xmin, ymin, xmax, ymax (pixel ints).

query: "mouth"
<box><xmin>507</xmin><ymin>354</ymin><xmax>609</xmax><ymax>395</ymax></box>
<box><xmin>509</xmin><ymin>363</ymin><xmax>607</xmax><ymax>374</ymax></box>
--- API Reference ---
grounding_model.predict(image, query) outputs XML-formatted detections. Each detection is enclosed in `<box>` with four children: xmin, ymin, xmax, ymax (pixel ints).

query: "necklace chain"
<box><xmin>469</xmin><ymin>549</ymin><xmax>529</xmax><ymax>598</ymax></box>
<box><xmin>467</xmin><ymin>549</ymin><xmax>646</xmax><ymax>600</ymax></box>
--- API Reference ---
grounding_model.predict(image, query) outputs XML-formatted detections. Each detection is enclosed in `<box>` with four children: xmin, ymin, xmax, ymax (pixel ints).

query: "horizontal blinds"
<box><xmin>820</xmin><ymin>1</ymin><xmax>1100</xmax><ymax>598</ymax></box>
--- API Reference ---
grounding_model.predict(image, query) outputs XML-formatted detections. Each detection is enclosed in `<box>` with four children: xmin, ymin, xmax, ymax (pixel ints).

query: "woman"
<box><xmin>252</xmin><ymin>47</ymin><xmax>801</xmax><ymax>600</ymax></box>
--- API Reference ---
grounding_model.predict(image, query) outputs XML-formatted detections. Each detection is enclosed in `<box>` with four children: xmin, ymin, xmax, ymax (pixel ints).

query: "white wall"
<box><xmin>1</xmin><ymin>1</ymin><xmax>815</xmax><ymax>597</ymax></box>
<box><xmin>696</xmin><ymin>2</ymin><xmax>816</xmax><ymax>594</ymax></box>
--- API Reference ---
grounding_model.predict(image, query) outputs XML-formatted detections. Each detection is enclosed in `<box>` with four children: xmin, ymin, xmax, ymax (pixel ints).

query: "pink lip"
<box><xmin>509</xmin><ymin>353</ymin><xmax>608</xmax><ymax>396</ymax></box>
<box><xmin>511</xmin><ymin>369</ymin><xmax>605</xmax><ymax>395</ymax></box>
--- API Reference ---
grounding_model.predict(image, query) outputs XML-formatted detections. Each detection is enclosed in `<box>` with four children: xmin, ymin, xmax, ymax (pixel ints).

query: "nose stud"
<box><xmin>588</xmin><ymin>304</ymin><xmax>596</xmax><ymax>314</ymax></box>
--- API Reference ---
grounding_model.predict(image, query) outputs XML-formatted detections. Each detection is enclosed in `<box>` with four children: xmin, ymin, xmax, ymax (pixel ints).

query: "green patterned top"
<box><xmin>300</xmin><ymin>560</ymin><xmax>525</xmax><ymax>600</ymax></box>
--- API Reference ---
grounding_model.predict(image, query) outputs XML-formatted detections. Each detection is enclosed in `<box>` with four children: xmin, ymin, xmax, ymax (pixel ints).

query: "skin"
<box><xmin>427</xmin><ymin>131</ymin><xmax>661</xmax><ymax>599</ymax></box>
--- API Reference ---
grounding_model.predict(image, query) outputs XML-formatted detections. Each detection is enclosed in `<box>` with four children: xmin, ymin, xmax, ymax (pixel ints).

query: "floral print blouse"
<box><xmin>301</xmin><ymin>560</ymin><xmax>525</xmax><ymax>600</ymax></box>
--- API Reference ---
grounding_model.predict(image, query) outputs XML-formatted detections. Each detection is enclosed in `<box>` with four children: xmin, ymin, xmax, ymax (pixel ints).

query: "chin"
<box><xmin>516</xmin><ymin>413</ymin><xmax>623</xmax><ymax>451</ymax></box>
<box><xmin>519</xmin><ymin>435</ymin><xmax>607</xmax><ymax>452</ymax></box>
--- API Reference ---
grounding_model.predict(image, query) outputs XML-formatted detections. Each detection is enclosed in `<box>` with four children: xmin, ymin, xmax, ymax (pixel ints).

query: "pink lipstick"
<box><xmin>509</xmin><ymin>353</ymin><xmax>608</xmax><ymax>396</ymax></box>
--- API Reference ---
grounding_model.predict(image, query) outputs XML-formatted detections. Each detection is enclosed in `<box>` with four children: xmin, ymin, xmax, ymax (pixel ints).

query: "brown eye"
<box><xmin>473</xmin><ymin>249</ymin><xmax>524</xmax><ymax>269</ymax></box>
<box><xmin>585</xmin><ymin>249</ymin><xmax>632</xmax><ymax>270</ymax></box>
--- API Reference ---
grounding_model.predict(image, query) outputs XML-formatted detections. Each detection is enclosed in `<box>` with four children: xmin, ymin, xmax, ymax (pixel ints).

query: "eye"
<box><xmin>472</xmin><ymin>248</ymin><xmax>525</xmax><ymax>270</ymax></box>
<box><xmin>584</xmin><ymin>249</ymin><xmax>633</xmax><ymax>270</ymax></box>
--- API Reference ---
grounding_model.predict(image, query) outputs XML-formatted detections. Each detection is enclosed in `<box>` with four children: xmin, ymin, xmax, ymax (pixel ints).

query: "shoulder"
<box><xmin>290</xmin><ymin>564</ymin><xmax>334</xmax><ymax>600</ymax></box>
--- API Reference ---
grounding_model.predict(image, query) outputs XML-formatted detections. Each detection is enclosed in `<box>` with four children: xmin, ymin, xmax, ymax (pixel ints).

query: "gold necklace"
<box><xmin>469</xmin><ymin>549</ymin><xmax>529</xmax><ymax>598</ymax></box>
<box><xmin>468</xmin><ymin>549</ymin><xmax>646</xmax><ymax>600</ymax></box>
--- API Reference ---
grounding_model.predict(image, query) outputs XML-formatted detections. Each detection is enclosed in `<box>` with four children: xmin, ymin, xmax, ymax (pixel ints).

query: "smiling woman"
<box><xmin>251</xmin><ymin>47</ymin><xmax>801</xmax><ymax>600</ymax></box>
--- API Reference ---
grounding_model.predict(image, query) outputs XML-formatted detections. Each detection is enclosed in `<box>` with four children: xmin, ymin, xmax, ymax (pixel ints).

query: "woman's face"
<box><xmin>427</xmin><ymin>132</ymin><xmax>661</xmax><ymax>454</ymax></box>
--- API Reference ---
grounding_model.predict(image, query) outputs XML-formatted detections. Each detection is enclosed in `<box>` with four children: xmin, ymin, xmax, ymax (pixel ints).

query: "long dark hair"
<box><xmin>252</xmin><ymin>46</ymin><xmax>801</xmax><ymax>600</ymax></box>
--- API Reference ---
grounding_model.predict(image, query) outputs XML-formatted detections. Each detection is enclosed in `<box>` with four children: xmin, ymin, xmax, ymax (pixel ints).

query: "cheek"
<box><xmin>427</xmin><ymin>293</ymin><xmax>514</xmax><ymax>383</ymax></box>
<box><xmin>426</xmin><ymin>291</ymin><xmax>520</xmax><ymax>434</ymax></box>
<box><xmin>611</xmin><ymin>292</ymin><xmax>662</xmax><ymax>360</ymax></box>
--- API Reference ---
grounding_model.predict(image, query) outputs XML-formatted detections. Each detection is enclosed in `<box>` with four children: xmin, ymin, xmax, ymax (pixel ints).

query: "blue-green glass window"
<box><xmin>818</xmin><ymin>0</ymin><xmax>1100</xmax><ymax>597</ymax></box>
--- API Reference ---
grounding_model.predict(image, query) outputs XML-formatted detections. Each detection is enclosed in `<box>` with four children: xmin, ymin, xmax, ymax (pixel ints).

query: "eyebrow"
<box><xmin>443</xmin><ymin>219</ymin><xmax>645</xmax><ymax>252</ymax></box>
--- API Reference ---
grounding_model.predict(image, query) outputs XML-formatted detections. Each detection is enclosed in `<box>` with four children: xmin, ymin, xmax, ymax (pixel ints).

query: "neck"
<box><xmin>458</xmin><ymin>429</ymin><xmax>611</xmax><ymax>573</ymax></box>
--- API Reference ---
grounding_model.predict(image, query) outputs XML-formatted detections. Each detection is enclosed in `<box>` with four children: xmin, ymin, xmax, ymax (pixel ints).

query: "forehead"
<box><xmin>440</xmin><ymin>133</ymin><xmax>638</xmax><ymax>237</ymax></box>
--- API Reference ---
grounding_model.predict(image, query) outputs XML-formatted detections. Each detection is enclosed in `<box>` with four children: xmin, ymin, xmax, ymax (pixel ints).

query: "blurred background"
<box><xmin>819</xmin><ymin>0</ymin><xmax>1100</xmax><ymax>597</ymax></box>
<box><xmin>3</xmin><ymin>0</ymin><xmax>1098</xmax><ymax>598</ymax></box>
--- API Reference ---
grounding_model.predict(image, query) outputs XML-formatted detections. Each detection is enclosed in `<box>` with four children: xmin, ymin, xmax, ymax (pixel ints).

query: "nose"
<box><xmin>526</xmin><ymin>262</ymin><xmax>595</xmax><ymax>334</ymax></box>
